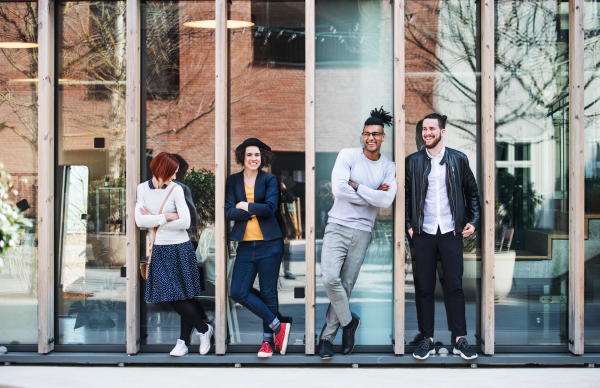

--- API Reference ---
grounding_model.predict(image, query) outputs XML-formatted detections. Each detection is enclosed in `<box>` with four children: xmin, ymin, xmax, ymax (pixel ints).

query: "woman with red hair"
<box><xmin>135</xmin><ymin>152</ymin><xmax>212</xmax><ymax>356</ymax></box>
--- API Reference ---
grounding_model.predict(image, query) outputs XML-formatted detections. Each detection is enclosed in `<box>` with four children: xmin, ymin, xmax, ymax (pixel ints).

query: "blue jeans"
<box><xmin>230</xmin><ymin>238</ymin><xmax>283</xmax><ymax>333</ymax></box>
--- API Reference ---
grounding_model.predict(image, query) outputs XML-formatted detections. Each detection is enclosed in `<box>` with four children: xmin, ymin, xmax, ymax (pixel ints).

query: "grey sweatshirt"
<box><xmin>327</xmin><ymin>148</ymin><xmax>397</xmax><ymax>232</ymax></box>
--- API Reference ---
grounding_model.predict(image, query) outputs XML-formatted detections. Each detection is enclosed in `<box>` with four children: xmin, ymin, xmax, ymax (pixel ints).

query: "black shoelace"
<box><xmin>457</xmin><ymin>340</ymin><xmax>469</xmax><ymax>350</ymax></box>
<box><xmin>417</xmin><ymin>339</ymin><xmax>432</xmax><ymax>349</ymax></box>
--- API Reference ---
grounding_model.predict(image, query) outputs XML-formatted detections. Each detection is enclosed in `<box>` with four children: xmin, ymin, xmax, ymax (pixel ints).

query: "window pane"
<box><xmin>0</xmin><ymin>2</ymin><xmax>38</xmax><ymax>345</ymax></box>
<box><xmin>316</xmin><ymin>0</ymin><xmax>393</xmax><ymax>346</ymax></box>
<box><xmin>140</xmin><ymin>0</ymin><xmax>216</xmax><ymax>348</ymax></box>
<box><xmin>404</xmin><ymin>0</ymin><xmax>481</xmax><ymax>349</ymax></box>
<box><xmin>228</xmin><ymin>0</ymin><xmax>306</xmax><ymax>348</ymax></box>
<box><xmin>584</xmin><ymin>0</ymin><xmax>600</xmax><ymax>347</ymax></box>
<box><xmin>56</xmin><ymin>1</ymin><xmax>127</xmax><ymax>345</ymax></box>
<box><xmin>494</xmin><ymin>0</ymin><xmax>569</xmax><ymax>346</ymax></box>
<box><xmin>515</xmin><ymin>143</ymin><xmax>531</xmax><ymax>162</ymax></box>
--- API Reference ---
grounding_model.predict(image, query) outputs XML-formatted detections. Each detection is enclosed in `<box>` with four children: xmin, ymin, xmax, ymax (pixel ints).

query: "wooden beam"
<box><xmin>125</xmin><ymin>0</ymin><xmax>141</xmax><ymax>355</ymax></box>
<box><xmin>569</xmin><ymin>0</ymin><xmax>585</xmax><ymax>355</ymax></box>
<box><xmin>215</xmin><ymin>0</ymin><xmax>228</xmax><ymax>355</ymax></box>
<box><xmin>393</xmin><ymin>0</ymin><xmax>405</xmax><ymax>356</ymax></box>
<box><xmin>37</xmin><ymin>0</ymin><xmax>55</xmax><ymax>354</ymax></box>
<box><xmin>304</xmin><ymin>0</ymin><xmax>316</xmax><ymax>355</ymax></box>
<box><xmin>481</xmin><ymin>0</ymin><xmax>495</xmax><ymax>355</ymax></box>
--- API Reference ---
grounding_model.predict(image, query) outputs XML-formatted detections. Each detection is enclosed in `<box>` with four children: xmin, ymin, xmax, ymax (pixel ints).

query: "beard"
<box><xmin>424</xmin><ymin>134</ymin><xmax>441</xmax><ymax>149</ymax></box>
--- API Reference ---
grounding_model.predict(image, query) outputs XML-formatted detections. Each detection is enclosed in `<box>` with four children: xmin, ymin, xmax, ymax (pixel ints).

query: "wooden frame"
<box><xmin>304</xmin><ymin>0</ymin><xmax>316</xmax><ymax>356</ymax></box>
<box><xmin>568</xmin><ymin>0</ymin><xmax>585</xmax><ymax>355</ymax></box>
<box><xmin>481</xmin><ymin>0</ymin><xmax>495</xmax><ymax>356</ymax></box>
<box><xmin>215</xmin><ymin>0</ymin><xmax>228</xmax><ymax>355</ymax></box>
<box><xmin>37</xmin><ymin>0</ymin><xmax>55</xmax><ymax>354</ymax></box>
<box><xmin>393</xmin><ymin>0</ymin><xmax>405</xmax><ymax>355</ymax></box>
<box><xmin>125</xmin><ymin>0</ymin><xmax>141</xmax><ymax>355</ymax></box>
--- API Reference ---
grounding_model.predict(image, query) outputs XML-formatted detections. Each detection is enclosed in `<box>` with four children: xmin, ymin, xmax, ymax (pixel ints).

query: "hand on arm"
<box><xmin>331</xmin><ymin>150</ymin><xmax>369</xmax><ymax>205</ymax></box>
<box><xmin>355</xmin><ymin>163</ymin><xmax>397</xmax><ymax>208</ymax></box>
<box><xmin>225</xmin><ymin>177</ymin><xmax>252</xmax><ymax>221</ymax></box>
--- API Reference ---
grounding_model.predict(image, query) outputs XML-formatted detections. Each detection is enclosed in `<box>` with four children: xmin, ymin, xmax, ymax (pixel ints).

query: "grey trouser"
<box><xmin>319</xmin><ymin>223</ymin><xmax>372</xmax><ymax>341</ymax></box>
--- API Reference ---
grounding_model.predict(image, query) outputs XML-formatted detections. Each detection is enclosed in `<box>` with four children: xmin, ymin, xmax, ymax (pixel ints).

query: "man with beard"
<box><xmin>405</xmin><ymin>113</ymin><xmax>480</xmax><ymax>360</ymax></box>
<box><xmin>318</xmin><ymin>107</ymin><xmax>397</xmax><ymax>359</ymax></box>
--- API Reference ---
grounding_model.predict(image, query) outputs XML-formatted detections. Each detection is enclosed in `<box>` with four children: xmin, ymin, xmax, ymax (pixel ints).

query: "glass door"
<box><xmin>315</xmin><ymin>0</ymin><xmax>394</xmax><ymax>348</ymax></box>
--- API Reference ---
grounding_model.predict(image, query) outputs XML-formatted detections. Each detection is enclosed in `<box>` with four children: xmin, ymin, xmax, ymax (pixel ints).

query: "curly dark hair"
<box><xmin>364</xmin><ymin>106</ymin><xmax>393</xmax><ymax>131</ymax></box>
<box><xmin>235</xmin><ymin>146</ymin><xmax>273</xmax><ymax>169</ymax></box>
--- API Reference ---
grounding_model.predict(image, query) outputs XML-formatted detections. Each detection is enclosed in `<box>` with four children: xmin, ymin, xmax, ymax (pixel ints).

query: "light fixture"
<box><xmin>0</xmin><ymin>42</ymin><xmax>38</xmax><ymax>49</ymax></box>
<box><xmin>183</xmin><ymin>20</ymin><xmax>254</xmax><ymax>29</ymax></box>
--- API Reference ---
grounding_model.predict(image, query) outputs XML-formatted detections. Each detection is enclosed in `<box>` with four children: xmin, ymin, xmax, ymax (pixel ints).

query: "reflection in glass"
<box><xmin>584</xmin><ymin>0</ymin><xmax>600</xmax><ymax>346</ymax></box>
<box><xmin>56</xmin><ymin>1</ymin><xmax>127</xmax><ymax>344</ymax></box>
<box><xmin>228</xmin><ymin>0</ymin><xmax>306</xmax><ymax>347</ymax></box>
<box><xmin>404</xmin><ymin>0</ymin><xmax>480</xmax><ymax>348</ymax></box>
<box><xmin>0</xmin><ymin>2</ymin><xmax>38</xmax><ymax>345</ymax></box>
<box><xmin>141</xmin><ymin>1</ymin><xmax>216</xmax><ymax>347</ymax></box>
<box><xmin>315</xmin><ymin>0</ymin><xmax>393</xmax><ymax>347</ymax></box>
<box><xmin>494</xmin><ymin>1</ymin><xmax>569</xmax><ymax>346</ymax></box>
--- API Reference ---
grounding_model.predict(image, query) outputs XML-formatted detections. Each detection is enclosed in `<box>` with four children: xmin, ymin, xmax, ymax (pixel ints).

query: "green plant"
<box><xmin>0</xmin><ymin>163</ymin><xmax>33</xmax><ymax>254</ymax></box>
<box><xmin>183</xmin><ymin>168</ymin><xmax>215</xmax><ymax>229</ymax></box>
<box><xmin>496</xmin><ymin>169</ymin><xmax>541</xmax><ymax>229</ymax></box>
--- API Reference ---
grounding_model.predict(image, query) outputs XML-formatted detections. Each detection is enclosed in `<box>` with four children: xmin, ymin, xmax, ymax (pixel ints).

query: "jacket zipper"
<box><xmin>448</xmin><ymin>164</ymin><xmax>456</xmax><ymax>235</ymax></box>
<box><xmin>419</xmin><ymin>160</ymin><xmax>430</xmax><ymax>234</ymax></box>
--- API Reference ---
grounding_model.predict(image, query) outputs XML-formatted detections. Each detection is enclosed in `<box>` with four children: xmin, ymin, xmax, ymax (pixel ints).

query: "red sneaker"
<box><xmin>257</xmin><ymin>341</ymin><xmax>273</xmax><ymax>358</ymax></box>
<box><xmin>273</xmin><ymin>322</ymin><xmax>291</xmax><ymax>355</ymax></box>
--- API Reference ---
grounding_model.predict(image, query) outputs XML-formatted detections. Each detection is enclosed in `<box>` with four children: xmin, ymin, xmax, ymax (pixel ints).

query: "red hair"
<box><xmin>150</xmin><ymin>152</ymin><xmax>179</xmax><ymax>182</ymax></box>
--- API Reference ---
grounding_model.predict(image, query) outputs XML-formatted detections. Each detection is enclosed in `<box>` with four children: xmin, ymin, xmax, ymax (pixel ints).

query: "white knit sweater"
<box><xmin>135</xmin><ymin>181</ymin><xmax>191</xmax><ymax>245</ymax></box>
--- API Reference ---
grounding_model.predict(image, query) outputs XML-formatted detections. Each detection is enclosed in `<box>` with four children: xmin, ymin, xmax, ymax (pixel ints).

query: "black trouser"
<box><xmin>169</xmin><ymin>299</ymin><xmax>209</xmax><ymax>345</ymax></box>
<box><xmin>412</xmin><ymin>228</ymin><xmax>466</xmax><ymax>339</ymax></box>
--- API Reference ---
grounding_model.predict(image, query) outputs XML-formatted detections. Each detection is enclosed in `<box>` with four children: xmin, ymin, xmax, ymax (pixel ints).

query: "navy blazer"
<box><xmin>225</xmin><ymin>170</ymin><xmax>282</xmax><ymax>242</ymax></box>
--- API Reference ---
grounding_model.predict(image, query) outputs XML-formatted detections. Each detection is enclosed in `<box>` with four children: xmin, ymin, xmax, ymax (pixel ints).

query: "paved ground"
<box><xmin>1</xmin><ymin>366</ymin><xmax>599</xmax><ymax>388</ymax></box>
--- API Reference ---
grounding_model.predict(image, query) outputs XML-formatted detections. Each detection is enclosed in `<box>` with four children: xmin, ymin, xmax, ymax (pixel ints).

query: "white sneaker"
<box><xmin>169</xmin><ymin>339</ymin><xmax>188</xmax><ymax>357</ymax></box>
<box><xmin>197</xmin><ymin>325</ymin><xmax>213</xmax><ymax>355</ymax></box>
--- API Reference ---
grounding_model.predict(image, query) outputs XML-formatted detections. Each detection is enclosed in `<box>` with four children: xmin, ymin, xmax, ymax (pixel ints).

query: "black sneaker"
<box><xmin>412</xmin><ymin>339</ymin><xmax>435</xmax><ymax>360</ymax></box>
<box><xmin>453</xmin><ymin>338</ymin><xmax>478</xmax><ymax>360</ymax></box>
<box><xmin>341</xmin><ymin>314</ymin><xmax>360</xmax><ymax>355</ymax></box>
<box><xmin>318</xmin><ymin>339</ymin><xmax>334</xmax><ymax>360</ymax></box>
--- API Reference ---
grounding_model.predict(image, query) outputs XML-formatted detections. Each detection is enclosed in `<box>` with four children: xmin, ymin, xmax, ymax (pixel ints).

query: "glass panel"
<box><xmin>315</xmin><ymin>0</ymin><xmax>393</xmax><ymax>347</ymax></box>
<box><xmin>228</xmin><ymin>0</ymin><xmax>306</xmax><ymax>347</ymax></box>
<box><xmin>140</xmin><ymin>0</ymin><xmax>216</xmax><ymax>347</ymax></box>
<box><xmin>56</xmin><ymin>1</ymin><xmax>127</xmax><ymax>344</ymax></box>
<box><xmin>584</xmin><ymin>0</ymin><xmax>600</xmax><ymax>346</ymax></box>
<box><xmin>494</xmin><ymin>0</ymin><xmax>569</xmax><ymax>346</ymax></box>
<box><xmin>404</xmin><ymin>0</ymin><xmax>481</xmax><ymax>348</ymax></box>
<box><xmin>0</xmin><ymin>2</ymin><xmax>38</xmax><ymax>345</ymax></box>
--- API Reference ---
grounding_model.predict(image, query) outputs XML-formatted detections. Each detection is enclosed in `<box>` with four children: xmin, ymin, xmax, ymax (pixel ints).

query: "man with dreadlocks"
<box><xmin>318</xmin><ymin>107</ymin><xmax>397</xmax><ymax>359</ymax></box>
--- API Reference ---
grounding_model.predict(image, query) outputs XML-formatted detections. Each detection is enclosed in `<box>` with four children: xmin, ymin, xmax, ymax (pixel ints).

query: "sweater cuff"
<box><xmin>157</xmin><ymin>214</ymin><xmax>167</xmax><ymax>226</ymax></box>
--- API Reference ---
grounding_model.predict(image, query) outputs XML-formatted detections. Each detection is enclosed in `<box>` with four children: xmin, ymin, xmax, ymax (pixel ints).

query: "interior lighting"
<box><xmin>183</xmin><ymin>20</ymin><xmax>254</xmax><ymax>29</ymax></box>
<box><xmin>0</xmin><ymin>42</ymin><xmax>38</xmax><ymax>49</ymax></box>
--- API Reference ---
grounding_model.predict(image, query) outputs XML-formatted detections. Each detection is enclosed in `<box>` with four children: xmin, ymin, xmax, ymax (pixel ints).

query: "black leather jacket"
<box><xmin>405</xmin><ymin>147</ymin><xmax>480</xmax><ymax>235</ymax></box>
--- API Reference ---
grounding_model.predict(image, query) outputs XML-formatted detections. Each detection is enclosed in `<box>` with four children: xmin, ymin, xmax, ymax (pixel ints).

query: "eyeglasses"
<box><xmin>362</xmin><ymin>132</ymin><xmax>384</xmax><ymax>138</ymax></box>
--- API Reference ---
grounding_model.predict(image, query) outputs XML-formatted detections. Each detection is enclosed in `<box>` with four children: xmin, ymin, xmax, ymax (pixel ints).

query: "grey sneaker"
<box><xmin>413</xmin><ymin>338</ymin><xmax>435</xmax><ymax>360</ymax></box>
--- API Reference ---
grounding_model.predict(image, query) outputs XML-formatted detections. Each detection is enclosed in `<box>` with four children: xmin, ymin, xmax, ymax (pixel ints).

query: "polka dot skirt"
<box><xmin>144</xmin><ymin>240</ymin><xmax>202</xmax><ymax>303</ymax></box>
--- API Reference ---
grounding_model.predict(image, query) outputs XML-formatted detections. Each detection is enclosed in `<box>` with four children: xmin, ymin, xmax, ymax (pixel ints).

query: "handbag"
<box><xmin>141</xmin><ymin>184</ymin><xmax>177</xmax><ymax>280</ymax></box>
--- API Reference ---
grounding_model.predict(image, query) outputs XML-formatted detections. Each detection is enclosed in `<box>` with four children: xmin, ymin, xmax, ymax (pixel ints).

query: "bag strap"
<box><xmin>148</xmin><ymin>184</ymin><xmax>177</xmax><ymax>264</ymax></box>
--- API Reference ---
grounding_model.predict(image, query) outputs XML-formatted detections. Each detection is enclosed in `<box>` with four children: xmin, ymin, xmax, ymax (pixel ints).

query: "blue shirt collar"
<box><xmin>148</xmin><ymin>179</ymin><xmax>168</xmax><ymax>190</ymax></box>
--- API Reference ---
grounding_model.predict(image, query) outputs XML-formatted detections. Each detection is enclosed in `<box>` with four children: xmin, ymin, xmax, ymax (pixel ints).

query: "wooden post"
<box><xmin>37</xmin><ymin>0</ymin><xmax>55</xmax><ymax>354</ymax></box>
<box><xmin>481</xmin><ymin>0</ymin><xmax>495</xmax><ymax>355</ymax></box>
<box><xmin>393</xmin><ymin>0</ymin><xmax>405</xmax><ymax>355</ymax></box>
<box><xmin>569</xmin><ymin>0</ymin><xmax>585</xmax><ymax>355</ymax></box>
<box><xmin>304</xmin><ymin>0</ymin><xmax>316</xmax><ymax>355</ymax></box>
<box><xmin>125</xmin><ymin>0</ymin><xmax>141</xmax><ymax>355</ymax></box>
<box><xmin>215</xmin><ymin>0</ymin><xmax>228</xmax><ymax>355</ymax></box>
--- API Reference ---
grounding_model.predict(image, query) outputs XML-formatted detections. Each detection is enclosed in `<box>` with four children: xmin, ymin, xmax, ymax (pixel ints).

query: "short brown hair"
<box><xmin>149</xmin><ymin>152</ymin><xmax>179</xmax><ymax>181</ymax></box>
<box><xmin>234</xmin><ymin>146</ymin><xmax>273</xmax><ymax>169</ymax></box>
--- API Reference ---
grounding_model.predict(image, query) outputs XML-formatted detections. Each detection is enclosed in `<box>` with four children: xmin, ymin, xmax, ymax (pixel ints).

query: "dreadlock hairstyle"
<box><xmin>364</xmin><ymin>106</ymin><xmax>393</xmax><ymax>131</ymax></box>
<box><xmin>423</xmin><ymin>113</ymin><xmax>447</xmax><ymax>129</ymax></box>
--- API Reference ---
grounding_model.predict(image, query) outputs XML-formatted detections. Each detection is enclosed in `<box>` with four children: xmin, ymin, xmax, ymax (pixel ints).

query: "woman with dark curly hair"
<box><xmin>225</xmin><ymin>138</ymin><xmax>290</xmax><ymax>358</ymax></box>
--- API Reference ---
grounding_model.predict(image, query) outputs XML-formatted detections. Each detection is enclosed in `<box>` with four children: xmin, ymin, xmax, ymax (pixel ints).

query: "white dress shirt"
<box><xmin>423</xmin><ymin>146</ymin><xmax>454</xmax><ymax>235</ymax></box>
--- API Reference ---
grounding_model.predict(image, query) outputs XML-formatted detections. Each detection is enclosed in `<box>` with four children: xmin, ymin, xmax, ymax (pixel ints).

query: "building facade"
<box><xmin>0</xmin><ymin>0</ymin><xmax>600</xmax><ymax>361</ymax></box>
